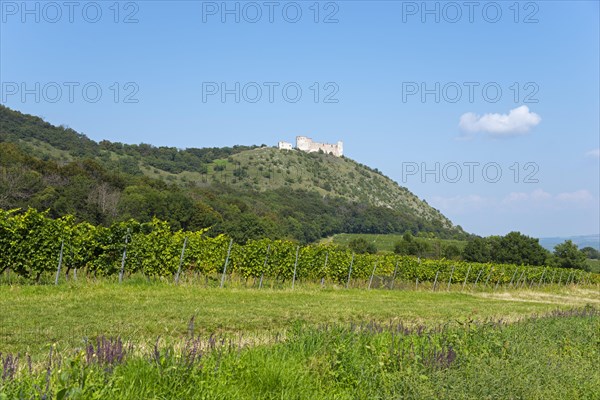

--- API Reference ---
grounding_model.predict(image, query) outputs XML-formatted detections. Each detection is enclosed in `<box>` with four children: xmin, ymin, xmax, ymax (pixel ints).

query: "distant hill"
<box><xmin>539</xmin><ymin>235</ymin><xmax>600</xmax><ymax>252</ymax></box>
<box><xmin>0</xmin><ymin>105</ymin><xmax>467</xmax><ymax>243</ymax></box>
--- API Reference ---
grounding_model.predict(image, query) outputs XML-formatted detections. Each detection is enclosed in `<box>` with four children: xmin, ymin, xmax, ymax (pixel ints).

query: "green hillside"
<box><xmin>0</xmin><ymin>105</ymin><xmax>466</xmax><ymax>242</ymax></box>
<box><xmin>324</xmin><ymin>233</ymin><xmax>467</xmax><ymax>256</ymax></box>
<box><xmin>193</xmin><ymin>147</ymin><xmax>453</xmax><ymax>228</ymax></box>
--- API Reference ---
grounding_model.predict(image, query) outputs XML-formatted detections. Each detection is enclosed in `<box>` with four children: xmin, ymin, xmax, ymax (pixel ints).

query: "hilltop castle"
<box><xmin>278</xmin><ymin>136</ymin><xmax>343</xmax><ymax>157</ymax></box>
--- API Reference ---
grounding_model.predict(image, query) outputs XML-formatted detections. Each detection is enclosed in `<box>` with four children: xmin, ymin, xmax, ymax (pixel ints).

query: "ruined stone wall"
<box><xmin>295</xmin><ymin>136</ymin><xmax>343</xmax><ymax>157</ymax></box>
<box><xmin>278</xmin><ymin>141</ymin><xmax>293</xmax><ymax>150</ymax></box>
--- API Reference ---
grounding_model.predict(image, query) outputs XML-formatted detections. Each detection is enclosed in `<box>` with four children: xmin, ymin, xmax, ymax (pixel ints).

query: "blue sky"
<box><xmin>1</xmin><ymin>0</ymin><xmax>599</xmax><ymax>238</ymax></box>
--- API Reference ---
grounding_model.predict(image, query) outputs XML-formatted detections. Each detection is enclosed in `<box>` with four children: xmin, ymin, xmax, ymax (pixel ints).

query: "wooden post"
<box><xmin>517</xmin><ymin>270</ymin><xmax>526</xmax><ymax>287</ymax></box>
<box><xmin>321</xmin><ymin>251</ymin><xmax>329</xmax><ymax>288</ymax></box>
<box><xmin>569</xmin><ymin>271</ymin><xmax>575</xmax><ymax>285</ymax></box>
<box><xmin>220</xmin><ymin>239</ymin><xmax>234</xmax><ymax>288</ymax></box>
<box><xmin>484</xmin><ymin>269</ymin><xmax>493</xmax><ymax>287</ymax></box>
<box><xmin>119</xmin><ymin>229</ymin><xmax>130</xmax><ymax>284</ymax></box>
<box><xmin>537</xmin><ymin>268</ymin><xmax>546</xmax><ymax>287</ymax></box>
<box><xmin>346</xmin><ymin>254</ymin><xmax>354</xmax><ymax>289</ymax></box>
<box><xmin>473</xmin><ymin>269</ymin><xmax>483</xmax><ymax>289</ymax></box>
<box><xmin>447</xmin><ymin>266</ymin><xmax>454</xmax><ymax>291</ymax></box>
<box><xmin>557</xmin><ymin>270</ymin><xmax>563</xmax><ymax>285</ymax></box>
<box><xmin>54</xmin><ymin>239</ymin><xmax>64</xmax><ymax>285</ymax></box>
<box><xmin>509</xmin><ymin>268</ymin><xmax>518</xmax><ymax>287</ymax></box>
<box><xmin>462</xmin><ymin>266</ymin><xmax>471</xmax><ymax>291</ymax></box>
<box><xmin>494</xmin><ymin>267</ymin><xmax>505</xmax><ymax>291</ymax></box>
<box><xmin>415</xmin><ymin>277</ymin><xmax>419</xmax><ymax>290</ymax></box>
<box><xmin>550</xmin><ymin>269</ymin><xmax>556</xmax><ymax>285</ymax></box>
<box><xmin>432</xmin><ymin>271</ymin><xmax>439</xmax><ymax>291</ymax></box>
<box><xmin>521</xmin><ymin>274</ymin><xmax>528</xmax><ymax>288</ymax></box>
<box><xmin>259</xmin><ymin>244</ymin><xmax>270</xmax><ymax>289</ymax></box>
<box><xmin>529</xmin><ymin>274</ymin><xmax>535</xmax><ymax>288</ymax></box>
<box><xmin>368</xmin><ymin>262</ymin><xmax>377</xmax><ymax>290</ymax></box>
<box><xmin>390</xmin><ymin>260</ymin><xmax>399</xmax><ymax>290</ymax></box>
<box><xmin>175</xmin><ymin>236</ymin><xmax>188</xmax><ymax>284</ymax></box>
<box><xmin>494</xmin><ymin>272</ymin><xmax>504</xmax><ymax>291</ymax></box>
<box><xmin>291</xmin><ymin>245</ymin><xmax>300</xmax><ymax>289</ymax></box>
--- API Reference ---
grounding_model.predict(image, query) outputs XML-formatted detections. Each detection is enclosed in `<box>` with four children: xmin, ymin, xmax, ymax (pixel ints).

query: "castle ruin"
<box><xmin>278</xmin><ymin>136</ymin><xmax>343</xmax><ymax>157</ymax></box>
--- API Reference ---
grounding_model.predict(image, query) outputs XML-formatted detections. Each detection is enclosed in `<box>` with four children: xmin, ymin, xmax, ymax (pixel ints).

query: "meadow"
<box><xmin>1</xmin><ymin>279</ymin><xmax>599</xmax><ymax>398</ymax></box>
<box><xmin>324</xmin><ymin>233</ymin><xmax>467</xmax><ymax>254</ymax></box>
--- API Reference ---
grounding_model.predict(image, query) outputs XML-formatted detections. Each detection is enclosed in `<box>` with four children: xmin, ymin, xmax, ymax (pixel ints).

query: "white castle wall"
<box><xmin>278</xmin><ymin>141</ymin><xmax>293</xmax><ymax>150</ymax></box>
<box><xmin>295</xmin><ymin>136</ymin><xmax>343</xmax><ymax>157</ymax></box>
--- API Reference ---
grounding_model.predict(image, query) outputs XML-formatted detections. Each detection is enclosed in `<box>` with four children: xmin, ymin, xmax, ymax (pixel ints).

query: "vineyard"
<box><xmin>1</xmin><ymin>208</ymin><xmax>598</xmax><ymax>288</ymax></box>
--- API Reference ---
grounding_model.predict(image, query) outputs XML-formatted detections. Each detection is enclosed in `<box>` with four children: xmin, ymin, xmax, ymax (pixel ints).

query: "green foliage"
<box><xmin>394</xmin><ymin>232</ymin><xmax>431</xmax><ymax>257</ymax></box>
<box><xmin>331</xmin><ymin>233</ymin><xmax>467</xmax><ymax>257</ymax></box>
<box><xmin>462</xmin><ymin>237</ymin><xmax>492</xmax><ymax>263</ymax></box>
<box><xmin>2</xmin><ymin>208</ymin><xmax>68</xmax><ymax>281</ymax></box>
<box><xmin>462</xmin><ymin>232</ymin><xmax>549</xmax><ymax>266</ymax></box>
<box><xmin>581</xmin><ymin>246</ymin><xmax>600</xmax><ymax>259</ymax></box>
<box><xmin>442</xmin><ymin>243</ymin><xmax>461</xmax><ymax>260</ymax></box>
<box><xmin>348</xmin><ymin>237</ymin><xmax>377</xmax><ymax>254</ymax></box>
<box><xmin>128</xmin><ymin>218</ymin><xmax>183</xmax><ymax>277</ymax></box>
<box><xmin>0</xmin><ymin>105</ymin><xmax>468</xmax><ymax>243</ymax></box>
<box><xmin>553</xmin><ymin>240</ymin><xmax>588</xmax><ymax>271</ymax></box>
<box><xmin>1</xmin><ymin>209</ymin><xmax>597</xmax><ymax>285</ymax></box>
<box><xmin>184</xmin><ymin>231</ymin><xmax>230</xmax><ymax>275</ymax></box>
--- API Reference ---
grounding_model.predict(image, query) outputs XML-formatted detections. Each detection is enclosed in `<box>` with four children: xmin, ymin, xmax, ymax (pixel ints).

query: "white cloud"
<box><xmin>459</xmin><ymin>105</ymin><xmax>541</xmax><ymax>137</ymax></box>
<box><xmin>501</xmin><ymin>189</ymin><xmax>593</xmax><ymax>206</ymax></box>
<box><xmin>502</xmin><ymin>189</ymin><xmax>552</xmax><ymax>204</ymax></box>
<box><xmin>556</xmin><ymin>190</ymin><xmax>594</xmax><ymax>203</ymax></box>
<box><xmin>503</xmin><ymin>192</ymin><xmax>529</xmax><ymax>203</ymax></box>
<box><xmin>585</xmin><ymin>148</ymin><xmax>600</xmax><ymax>158</ymax></box>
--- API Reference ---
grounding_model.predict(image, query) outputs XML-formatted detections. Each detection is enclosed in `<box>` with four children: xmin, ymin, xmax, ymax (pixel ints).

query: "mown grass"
<box><xmin>1</xmin><ymin>279</ymin><xmax>597</xmax><ymax>362</ymax></box>
<box><xmin>1</xmin><ymin>307</ymin><xmax>598</xmax><ymax>399</ymax></box>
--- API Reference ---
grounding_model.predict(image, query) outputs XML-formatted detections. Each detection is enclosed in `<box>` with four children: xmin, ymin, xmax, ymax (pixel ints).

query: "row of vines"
<box><xmin>1</xmin><ymin>208</ymin><xmax>597</xmax><ymax>286</ymax></box>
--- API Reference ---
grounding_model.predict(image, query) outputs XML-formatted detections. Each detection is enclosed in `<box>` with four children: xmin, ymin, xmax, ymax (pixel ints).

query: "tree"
<box><xmin>394</xmin><ymin>232</ymin><xmax>414</xmax><ymax>255</ymax></box>
<box><xmin>442</xmin><ymin>244</ymin><xmax>461</xmax><ymax>260</ymax></box>
<box><xmin>553</xmin><ymin>240</ymin><xmax>588</xmax><ymax>270</ymax></box>
<box><xmin>580</xmin><ymin>246</ymin><xmax>600</xmax><ymax>260</ymax></box>
<box><xmin>393</xmin><ymin>232</ymin><xmax>430</xmax><ymax>257</ymax></box>
<box><xmin>348</xmin><ymin>237</ymin><xmax>377</xmax><ymax>254</ymax></box>
<box><xmin>462</xmin><ymin>237</ymin><xmax>491</xmax><ymax>263</ymax></box>
<box><xmin>493</xmin><ymin>232</ymin><xmax>548</xmax><ymax>266</ymax></box>
<box><xmin>462</xmin><ymin>232</ymin><xmax>548</xmax><ymax>265</ymax></box>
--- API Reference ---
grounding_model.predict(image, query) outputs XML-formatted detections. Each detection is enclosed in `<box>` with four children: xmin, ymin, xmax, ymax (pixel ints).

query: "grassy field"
<box><xmin>0</xmin><ymin>282</ymin><xmax>598</xmax><ymax>398</ymax></box>
<box><xmin>1</xmin><ymin>281</ymin><xmax>598</xmax><ymax>361</ymax></box>
<box><xmin>324</xmin><ymin>233</ymin><xmax>467</xmax><ymax>254</ymax></box>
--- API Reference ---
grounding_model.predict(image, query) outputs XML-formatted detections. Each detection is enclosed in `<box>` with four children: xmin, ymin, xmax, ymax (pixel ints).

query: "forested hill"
<box><xmin>0</xmin><ymin>105</ymin><xmax>467</xmax><ymax>243</ymax></box>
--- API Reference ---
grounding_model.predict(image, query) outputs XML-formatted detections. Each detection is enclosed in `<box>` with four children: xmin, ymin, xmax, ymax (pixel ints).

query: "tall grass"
<box><xmin>1</xmin><ymin>307</ymin><xmax>598</xmax><ymax>399</ymax></box>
